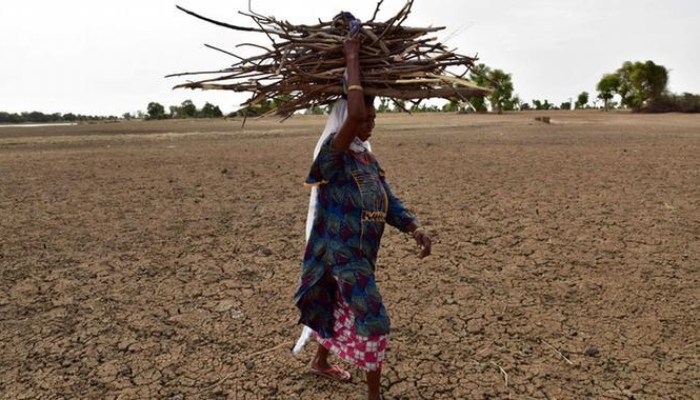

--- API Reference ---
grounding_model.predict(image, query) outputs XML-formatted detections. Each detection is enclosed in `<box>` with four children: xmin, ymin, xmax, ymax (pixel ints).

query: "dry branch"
<box><xmin>169</xmin><ymin>1</ymin><xmax>491</xmax><ymax>116</ymax></box>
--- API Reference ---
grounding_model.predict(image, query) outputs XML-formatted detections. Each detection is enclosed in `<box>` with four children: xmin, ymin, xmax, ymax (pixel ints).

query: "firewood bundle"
<box><xmin>168</xmin><ymin>0</ymin><xmax>491</xmax><ymax>116</ymax></box>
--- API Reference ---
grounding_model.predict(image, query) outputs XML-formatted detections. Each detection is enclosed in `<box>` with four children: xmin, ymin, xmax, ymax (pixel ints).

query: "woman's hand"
<box><xmin>413</xmin><ymin>229</ymin><xmax>432</xmax><ymax>259</ymax></box>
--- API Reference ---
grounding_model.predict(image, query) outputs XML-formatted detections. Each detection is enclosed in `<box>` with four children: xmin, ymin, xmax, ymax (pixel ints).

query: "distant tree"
<box><xmin>487</xmin><ymin>69</ymin><xmax>515</xmax><ymax>113</ymax></box>
<box><xmin>179</xmin><ymin>100</ymin><xmax>197</xmax><ymax>118</ymax></box>
<box><xmin>200</xmin><ymin>102</ymin><xmax>223</xmax><ymax>118</ymax></box>
<box><xmin>468</xmin><ymin>96</ymin><xmax>488</xmax><ymax>112</ymax></box>
<box><xmin>520</xmin><ymin>103</ymin><xmax>531</xmax><ymax>111</ymax></box>
<box><xmin>392</xmin><ymin>99</ymin><xmax>406</xmax><ymax>113</ymax></box>
<box><xmin>25</xmin><ymin>111</ymin><xmax>49</xmax><ymax>123</ymax></box>
<box><xmin>575</xmin><ymin>91</ymin><xmax>589</xmax><ymax>109</ymax></box>
<box><xmin>468</xmin><ymin>63</ymin><xmax>516</xmax><ymax>113</ymax></box>
<box><xmin>597</xmin><ymin>73</ymin><xmax>620</xmax><ymax>112</ymax></box>
<box><xmin>442</xmin><ymin>100</ymin><xmax>459</xmax><ymax>112</ymax></box>
<box><xmin>0</xmin><ymin>112</ymin><xmax>22</xmax><ymax>123</ymax></box>
<box><xmin>236</xmin><ymin>99</ymin><xmax>275</xmax><ymax>117</ymax></box>
<box><xmin>511</xmin><ymin>95</ymin><xmax>521</xmax><ymax>111</ymax></box>
<box><xmin>649</xmin><ymin>92</ymin><xmax>700</xmax><ymax>113</ymax></box>
<box><xmin>377</xmin><ymin>98</ymin><xmax>391</xmax><ymax>113</ymax></box>
<box><xmin>532</xmin><ymin>99</ymin><xmax>552</xmax><ymax>110</ymax></box>
<box><xmin>63</xmin><ymin>113</ymin><xmax>78</xmax><ymax>121</ymax></box>
<box><xmin>146</xmin><ymin>102</ymin><xmax>167</xmax><ymax>120</ymax></box>
<box><xmin>122</xmin><ymin>112</ymin><xmax>133</xmax><ymax>120</ymax></box>
<box><xmin>467</xmin><ymin>64</ymin><xmax>491</xmax><ymax>112</ymax></box>
<box><xmin>560</xmin><ymin>101</ymin><xmax>572</xmax><ymax>110</ymax></box>
<box><xmin>271</xmin><ymin>94</ymin><xmax>292</xmax><ymax>111</ymax></box>
<box><xmin>304</xmin><ymin>104</ymin><xmax>326</xmax><ymax>115</ymax></box>
<box><xmin>600</xmin><ymin>61</ymin><xmax>669</xmax><ymax>111</ymax></box>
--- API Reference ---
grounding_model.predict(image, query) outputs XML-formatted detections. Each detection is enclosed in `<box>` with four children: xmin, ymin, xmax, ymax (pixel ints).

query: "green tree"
<box><xmin>146</xmin><ymin>102</ymin><xmax>167</xmax><ymax>120</ymax></box>
<box><xmin>597</xmin><ymin>73</ymin><xmax>620</xmax><ymax>112</ymax></box>
<box><xmin>487</xmin><ymin>69</ymin><xmax>515</xmax><ymax>113</ymax></box>
<box><xmin>467</xmin><ymin>64</ymin><xmax>491</xmax><ymax>112</ymax></box>
<box><xmin>0</xmin><ymin>112</ymin><xmax>22</xmax><ymax>123</ymax></box>
<box><xmin>532</xmin><ymin>99</ymin><xmax>552</xmax><ymax>110</ymax></box>
<box><xmin>560</xmin><ymin>101</ymin><xmax>572</xmax><ymax>110</ymax></box>
<box><xmin>238</xmin><ymin>99</ymin><xmax>274</xmax><ymax>117</ymax></box>
<box><xmin>575</xmin><ymin>91</ymin><xmax>589</xmax><ymax>109</ymax></box>
<box><xmin>612</xmin><ymin>61</ymin><xmax>669</xmax><ymax>111</ymax></box>
<box><xmin>468</xmin><ymin>96</ymin><xmax>487</xmax><ymax>112</ymax></box>
<box><xmin>304</xmin><ymin>104</ymin><xmax>326</xmax><ymax>115</ymax></box>
<box><xmin>377</xmin><ymin>98</ymin><xmax>391</xmax><ymax>113</ymax></box>
<box><xmin>511</xmin><ymin>95</ymin><xmax>522</xmax><ymax>111</ymax></box>
<box><xmin>442</xmin><ymin>100</ymin><xmax>458</xmax><ymax>112</ymax></box>
<box><xmin>200</xmin><ymin>102</ymin><xmax>223</xmax><ymax>118</ymax></box>
<box><xmin>392</xmin><ymin>99</ymin><xmax>406</xmax><ymax>113</ymax></box>
<box><xmin>179</xmin><ymin>100</ymin><xmax>197</xmax><ymax>118</ymax></box>
<box><xmin>469</xmin><ymin>63</ymin><xmax>516</xmax><ymax>113</ymax></box>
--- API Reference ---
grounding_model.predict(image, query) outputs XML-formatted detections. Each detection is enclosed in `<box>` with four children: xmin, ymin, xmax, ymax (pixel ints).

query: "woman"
<box><xmin>294</xmin><ymin>33</ymin><xmax>432</xmax><ymax>400</ymax></box>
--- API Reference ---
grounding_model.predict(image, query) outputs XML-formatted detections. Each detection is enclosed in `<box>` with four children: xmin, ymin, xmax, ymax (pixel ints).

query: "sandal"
<box><xmin>309</xmin><ymin>365</ymin><xmax>352</xmax><ymax>383</ymax></box>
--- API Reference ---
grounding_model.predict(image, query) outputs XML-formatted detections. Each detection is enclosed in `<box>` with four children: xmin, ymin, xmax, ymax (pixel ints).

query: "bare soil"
<box><xmin>1</xmin><ymin>111</ymin><xmax>698</xmax><ymax>399</ymax></box>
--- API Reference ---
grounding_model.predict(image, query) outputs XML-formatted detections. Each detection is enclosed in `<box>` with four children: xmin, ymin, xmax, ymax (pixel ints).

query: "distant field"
<box><xmin>1</xmin><ymin>110</ymin><xmax>698</xmax><ymax>399</ymax></box>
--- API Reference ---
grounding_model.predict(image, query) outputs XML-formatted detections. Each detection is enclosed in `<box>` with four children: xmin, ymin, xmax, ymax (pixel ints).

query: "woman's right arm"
<box><xmin>331</xmin><ymin>36</ymin><xmax>367</xmax><ymax>151</ymax></box>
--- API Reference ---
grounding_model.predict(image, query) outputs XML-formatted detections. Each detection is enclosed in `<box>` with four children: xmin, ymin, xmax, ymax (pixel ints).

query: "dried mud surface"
<box><xmin>1</xmin><ymin>111</ymin><xmax>699</xmax><ymax>399</ymax></box>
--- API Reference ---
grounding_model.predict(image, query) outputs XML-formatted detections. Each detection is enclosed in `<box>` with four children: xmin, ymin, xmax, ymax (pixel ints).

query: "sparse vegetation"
<box><xmin>5</xmin><ymin>59</ymin><xmax>699</xmax><ymax>120</ymax></box>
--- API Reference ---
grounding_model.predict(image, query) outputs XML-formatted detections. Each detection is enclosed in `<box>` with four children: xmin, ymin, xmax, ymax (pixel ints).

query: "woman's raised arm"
<box><xmin>331</xmin><ymin>35</ymin><xmax>367</xmax><ymax>151</ymax></box>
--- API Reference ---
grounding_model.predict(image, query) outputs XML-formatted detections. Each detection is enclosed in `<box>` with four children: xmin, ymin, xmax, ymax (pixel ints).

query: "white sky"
<box><xmin>1</xmin><ymin>0</ymin><xmax>698</xmax><ymax>116</ymax></box>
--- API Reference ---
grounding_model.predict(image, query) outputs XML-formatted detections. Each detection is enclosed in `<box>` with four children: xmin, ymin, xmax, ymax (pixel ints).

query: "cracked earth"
<box><xmin>1</xmin><ymin>111</ymin><xmax>698</xmax><ymax>399</ymax></box>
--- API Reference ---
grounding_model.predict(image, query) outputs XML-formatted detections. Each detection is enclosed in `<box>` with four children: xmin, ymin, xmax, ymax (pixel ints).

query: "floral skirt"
<box><xmin>314</xmin><ymin>289</ymin><xmax>388</xmax><ymax>371</ymax></box>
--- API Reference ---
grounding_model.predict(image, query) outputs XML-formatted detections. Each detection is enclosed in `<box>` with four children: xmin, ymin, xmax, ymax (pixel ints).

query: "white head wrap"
<box><xmin>292</xmin><ymin>98</ymin><xmax>371</xmax><ymax>354</ymax></box>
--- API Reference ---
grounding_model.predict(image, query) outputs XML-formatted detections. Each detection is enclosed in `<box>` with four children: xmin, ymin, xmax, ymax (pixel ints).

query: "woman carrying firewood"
<box><xmin>293</xmin><ymin>13</ymin><xmax>432</xmax><ymax>400</ymax></box>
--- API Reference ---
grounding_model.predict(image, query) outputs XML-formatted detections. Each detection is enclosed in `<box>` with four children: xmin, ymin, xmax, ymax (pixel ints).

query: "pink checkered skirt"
<box><xmin>314</xmin><ymin>291</ymin><xmax>388</xmax><ymax>371</ymax></box>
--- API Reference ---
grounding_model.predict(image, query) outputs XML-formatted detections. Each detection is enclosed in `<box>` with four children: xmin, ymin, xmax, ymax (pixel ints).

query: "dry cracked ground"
<box><xmin>1</xmin><ymin>111</ymin><xmax>698</xmax><ymax>399</ymax></box>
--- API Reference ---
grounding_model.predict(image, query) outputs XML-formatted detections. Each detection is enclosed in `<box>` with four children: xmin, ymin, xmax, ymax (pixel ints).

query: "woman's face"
<box><xmin>357</xmin><ymin>102</ymin><xmax>376</xmax><ymax>142</ymax></box>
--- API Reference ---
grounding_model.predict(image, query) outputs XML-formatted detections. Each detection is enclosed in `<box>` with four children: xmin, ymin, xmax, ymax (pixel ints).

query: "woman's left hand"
<box><xmin>413</xmin><ymin>230</ymin><xmax>432</xmax><ymax>259</ymax></box>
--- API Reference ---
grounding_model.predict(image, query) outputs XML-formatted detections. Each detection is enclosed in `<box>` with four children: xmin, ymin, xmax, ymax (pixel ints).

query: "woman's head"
<box><xmin>357</xmin><ymin>96</ymin><xmax>376</xmax><ymax>142</ymax></box>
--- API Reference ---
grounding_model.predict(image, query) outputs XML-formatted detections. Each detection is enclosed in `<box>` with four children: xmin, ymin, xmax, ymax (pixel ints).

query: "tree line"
<box><xmin>3</xmin><ymin>59</ymin><xmax>698</xmax><ymax>124</ymax></box>
<box><xmin>596</xmin><ymin>61</ymin><xmax>700</xmax><ymax>112</ymax></box>
<box><xmin>140</xmin><ymin>59</ymin><xmax>699</xmax><ymax>119</ymax></box>
<box><xmin>448</xmin><ymin>60</ymin><xmax>699</xmax><ymax>114</ymax></box>
<box><xmin>0</xmin><ymin>111</ymin><xmax>120</xmax><ymax>124</ymax></box>
<box><xmin>144</xmin><ymin>100</ymin><xmax>223</xmax><ymax>120</ymax></box>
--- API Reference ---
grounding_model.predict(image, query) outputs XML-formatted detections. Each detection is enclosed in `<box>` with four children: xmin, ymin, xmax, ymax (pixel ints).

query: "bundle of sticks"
<box><xmin>168</xmin><ymin>0</ymin><xmax>491</xmax><ymax>116</ymax></box>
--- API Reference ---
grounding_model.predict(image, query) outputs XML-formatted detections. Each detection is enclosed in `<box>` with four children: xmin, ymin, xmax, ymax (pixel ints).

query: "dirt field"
<box><xmin>1</xmin><ymin>111</ymin><xmax>698</xmax><ymax>400</ymax></box>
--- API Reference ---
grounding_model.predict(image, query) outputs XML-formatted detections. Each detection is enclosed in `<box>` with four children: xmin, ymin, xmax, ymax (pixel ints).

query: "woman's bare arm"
<box><xmin>331</xmin><ymin>35</ymin><xmax>367</xmax><ymax>151</ymax></box>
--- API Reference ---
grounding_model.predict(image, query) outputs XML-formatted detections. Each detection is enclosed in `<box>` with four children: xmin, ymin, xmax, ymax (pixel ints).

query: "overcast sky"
<box><xmin>2</xmin><ymin>0</ymin><xmax>698</xmax><ymax>116</ymax></box>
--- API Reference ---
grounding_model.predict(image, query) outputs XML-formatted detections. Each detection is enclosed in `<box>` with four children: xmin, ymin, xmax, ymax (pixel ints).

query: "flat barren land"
<box><xmin>1</xmin><ymin>111</ymin><xmax>698</xmax><ymax>399</ymax></box>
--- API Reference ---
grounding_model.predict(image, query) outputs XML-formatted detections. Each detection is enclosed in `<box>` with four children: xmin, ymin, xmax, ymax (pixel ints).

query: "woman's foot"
<box><xmin>309</xmin><ymin>364</ymin><xmax>352</xmax><ymax>383</ymax></box>
<box><xmin>310</xmin><ymin>344</ymin><xmax>351</xmax><ymax>382</ymax></box>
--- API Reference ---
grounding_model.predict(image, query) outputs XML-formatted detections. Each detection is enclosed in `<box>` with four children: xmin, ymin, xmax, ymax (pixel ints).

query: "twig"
<box><xmin>542</xmin><ymin>339</ymin><xmax>574</xmax><ymax>365</ymax></box>
<box><xmin>244</xmin><ymin>340</ymin><xmax>294</xmax><ymax>359</ymax></box>
<box><xmin>176</xmin><ymin>5</ymin><xmax>257</xmax><ymax>32</ymax></box>
<box><xmin>171</xmin><ymin>0</ymin><xmax>490</xmax><ymax>116</ymax></box>
<box><xmin>490</xmin><ymin>361</ymin><xmax>508</xmax><ymax>388</ymax></box>
<box><xmin>370</xmin><ymin>0</ymin><xmax>385</xmax><ymax>22</ymax></box>
<box><xmin>204</xmin><ymin>43</ymin><xmax>244</xmax><ymax>60</ymax></box>
<box><xmin>202</xmin><ymin>373</ymin><xmax>234</xmax><ymax>392</ymax></box>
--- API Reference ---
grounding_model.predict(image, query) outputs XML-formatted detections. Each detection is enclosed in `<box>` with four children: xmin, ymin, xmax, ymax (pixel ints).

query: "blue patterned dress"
<box><xmin>295</xmin><ymin>134</ymin><xmax>418</xmax><ymax>340</ymax></box>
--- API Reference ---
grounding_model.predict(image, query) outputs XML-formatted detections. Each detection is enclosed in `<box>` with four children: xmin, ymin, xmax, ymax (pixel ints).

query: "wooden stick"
<box><xmin>542</xmin><ymin>339</ymin><xmax>575</xmax><ymax>365</ymax></box>
<box><xmin>170</xmin><ymin>0</ymin><xmax>490</xmax><ymax>116</ymax></box>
